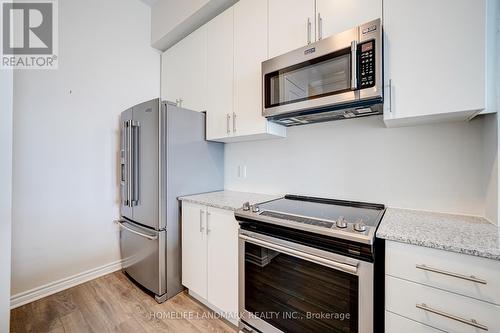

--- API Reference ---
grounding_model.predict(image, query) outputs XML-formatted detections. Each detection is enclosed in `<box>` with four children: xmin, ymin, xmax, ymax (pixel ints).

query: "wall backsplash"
<box><xmin>225</xmin><ymin>115</ymin><xmax>492</xmax><ymax>218</ymax></box>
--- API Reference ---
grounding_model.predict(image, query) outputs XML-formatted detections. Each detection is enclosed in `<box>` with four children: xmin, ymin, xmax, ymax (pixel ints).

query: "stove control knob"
<box><xmin>354</xmin><ymin>221</ymin><xmax>367</xmax><ymax>232</ymax></box>
<box><xmin>336</xmin><ymin>217</ymin><xmax>347</xmax><ymax>229</ymax></box>
<box><xmin>251</xmin><ymin>205</ymin><xmax>260</xmax><ymax>213</ymax></box>
<box><xmin>242</xmin><ymin>202</ymin><xmax>250</xmax><ymax>211</ymax></box>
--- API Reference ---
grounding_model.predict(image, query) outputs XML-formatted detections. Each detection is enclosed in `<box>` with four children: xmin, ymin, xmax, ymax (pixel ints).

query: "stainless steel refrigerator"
<box><xmin>117</xmin><ymin>99</ymin><xmax>224</xmax><ymax>303</ymax></box>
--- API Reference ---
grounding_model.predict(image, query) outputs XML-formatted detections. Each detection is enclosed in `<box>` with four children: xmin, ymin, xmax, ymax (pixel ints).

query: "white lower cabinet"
<box><xmin>386</xmin><ymin>241</ymin><xmax>500</xmax><ymax>305</ymax></box>
<box><xmin>181</xmin><ymin>201</ymin><xmax>239</xmax><ymax>323</ymax></box>
<box><xmin>181</xmin><ymin>202</ymin><xmax>207</xmax><ymax>298</ymax></box>
<box><xmin>206</xmin><ymin>207</ymin><xmax>239</xmax><ymax>317</ymax></box>
<box><xmin>385</xmin><ymin>241</ymin><xmax>500</xmax><ymax>333</ymax></box>
<box><xmin>386</xmin><ymin>311</ymin><xmax>443</xmax><ymax>333</ymax></box>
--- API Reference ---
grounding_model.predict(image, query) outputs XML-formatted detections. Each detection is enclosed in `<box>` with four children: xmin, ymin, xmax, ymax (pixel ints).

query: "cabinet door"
<box><xmin>207</xmin><ymin>207</ymin><xmax>239</xmax><ymax>315</ymax></box>
<box><xmin>206</xmin><ymin>7</ymin><xmax>234</xmax><ymax>141</ymax></box>
<box><xmin>316</xmin><ymin>0</ymin><xmax>381</xmax><ymax>39</ymax></box>
<box><xmin>161</xmin><ymin>50</ymin><xmax>180</xmax><ymax>105</ymax></box>
<box><xmin>386</xmin><ymin>311</ymin><xmax>443</xmax><ymax>333</ymax></box>
<box><xmin>181</xmin><ymin>202</ymin><xmax>207</xmax><ymax>298</ymax></box>
<box><xmin>383</xmin><ymin>0</ymin><xmax>486</xmax><ymax>122</ymax></box>
<box><xmin>268</xmin><ymin>0</ymin><xmax>315</xmax><ymax>58</ymax></box>
<box><xmin>162</xmin><ymin>26</ymin><xmax>207</xmax><ymax>112</ymax></box>
<box><xmin>233</xmin><ymin>0</ymin><xmax>268</xmax><ymax>137</ymax></box>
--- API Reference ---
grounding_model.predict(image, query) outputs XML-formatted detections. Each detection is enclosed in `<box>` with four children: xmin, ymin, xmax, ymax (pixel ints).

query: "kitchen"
<box><xmin>1</xmin><ymin>0</ymin><xmax>499</xmax><ymax>332</ymax></box>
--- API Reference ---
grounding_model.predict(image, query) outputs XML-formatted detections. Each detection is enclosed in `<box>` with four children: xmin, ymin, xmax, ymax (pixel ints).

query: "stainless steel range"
<box><xmin>235</xmin><ymin>195</ymin><xmax>386</xmax><ymax>333</ymax></box>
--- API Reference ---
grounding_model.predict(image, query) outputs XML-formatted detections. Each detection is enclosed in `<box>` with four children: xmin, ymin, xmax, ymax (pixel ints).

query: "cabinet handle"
<box><xmin>232</xmin><ymin>112</ymin><xmax>236</xmax><ymax>133</ymax></box>
<box><xmin>416</xmin><ymin>303</ymin><xmax>488</xmax><ymax>331</ymax></box>
<box><xmin>206</xmin><ymin>212</ymin><xmax>211</xmax><ymax>234</ymax></box>
<box><xmin>318</xmin><ymin>13</ymin><xmax>323</xmax><ymax>40</ymax></box>
<box><xmin>416</xmin><ymin>264</ymin><xmax>487</xmax><ymax>284</ymax></box>
<box><xmin>226</xmin><ymin>114</ymin><xmax>231</xmax><ymax>135</ymax></box>
<box><xmin>307</xmin><ymin>18</ymin><xmax>312</xmax><ymax>44</ymax></box>
<box><xmin>199</xmin><ymin>209</ymin><xmax>205</xmax><ymax>233</ymax></box>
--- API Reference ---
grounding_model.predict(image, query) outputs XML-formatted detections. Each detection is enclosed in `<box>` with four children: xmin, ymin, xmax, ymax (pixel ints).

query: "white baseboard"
<box><xmin>10</xmin><ymin>259</ymin><xmax>124</xmax><ymax>309</ymax></box>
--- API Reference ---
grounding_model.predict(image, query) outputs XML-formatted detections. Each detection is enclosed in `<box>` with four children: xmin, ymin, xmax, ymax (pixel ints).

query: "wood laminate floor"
<box><xmin>10</xmin><ymin>272</ymin><xmax>237</xmax><ymax>333</ymax></box>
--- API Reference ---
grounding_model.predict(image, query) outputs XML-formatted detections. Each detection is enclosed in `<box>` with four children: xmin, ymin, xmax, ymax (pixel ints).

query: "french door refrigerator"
<box><xmin>117</xmin><ymin>99</ymin><xmax>224</xmax><ymax>303</ymax></box>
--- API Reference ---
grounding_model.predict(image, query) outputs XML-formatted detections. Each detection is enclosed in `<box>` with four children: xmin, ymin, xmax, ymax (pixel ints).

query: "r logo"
<box><xmin>2</xmin><ymin>2</ymin><xmax>53</xmax><ymax>54</ymax></box>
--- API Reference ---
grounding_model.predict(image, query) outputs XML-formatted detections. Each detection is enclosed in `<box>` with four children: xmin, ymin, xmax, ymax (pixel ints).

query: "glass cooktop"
<box><xmin>257</xmin><ymin>195</ymin><xmax>385</xmax><ymax>228</ymax></box>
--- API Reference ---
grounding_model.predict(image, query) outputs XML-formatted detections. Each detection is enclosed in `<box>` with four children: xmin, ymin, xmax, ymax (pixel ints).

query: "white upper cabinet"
<box><xmin>268</xmin><ymin>0</ymin><xmax>316</xmax><ymax>58</ymax></box>
<box><xmin>316</xmin><ymin>0</ymin><xmax>382</xmax><ymax>39</ymax></box>
<box><xmin>205</xmin><ymin>0</ymin><xmax>286</xmax><ymax>142</ymax></box>
<box><xmin>233</xmin><ymin>0</ymin><xmax>286</xmax><ymax>139</ymax></box>
<box><xmin>206</xmin><ymin>7</ymin><xmax>234</xmax><ymax>141</ymax></box>
<box><xmin>383</xmin><ymin>0</ymin><xmax>497</xmax><ymax>126</ymax></box>
<box><xmin>161</xmin><ymin>25</ymin><xmax>207</xmax><ymax>112</ymax></box>
<box><xmin>269</xmin><ymin>0</ymin><xmax>381</xmax><ymax>58</ymax></box>
<box><xmin>162</xmin><ymin>0</ymin><xmax>286</xmax><ymax>143</ymax></box>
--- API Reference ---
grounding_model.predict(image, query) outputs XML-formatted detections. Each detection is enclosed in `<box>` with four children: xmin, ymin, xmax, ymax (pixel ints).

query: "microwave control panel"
<box><xmin>358</xmin><ymin>41</ymin><xmax>375</xmax><ymax>88</ymax></box>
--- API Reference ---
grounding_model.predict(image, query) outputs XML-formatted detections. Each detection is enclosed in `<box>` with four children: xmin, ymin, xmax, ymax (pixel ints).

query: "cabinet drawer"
<box><xmin>385</xmin><ymin>311</ymin><xmax>443</xmax><ymax>333</ymax></box>
<box><xmin>386</xmin><ymin>276</ymin><xmax>500</xmax><ymax>333</ymax></box>
<box><xmin>386</xmin><ymin>241</ymin><xmax>500</xmax><ymax>305</ymax></box>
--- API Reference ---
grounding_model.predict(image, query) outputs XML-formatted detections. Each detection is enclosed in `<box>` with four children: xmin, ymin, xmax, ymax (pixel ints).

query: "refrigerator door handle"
<box><xmin>126</xmin><ymin>120</ymin><xmax>133</xmax><ymax>207</ymax></box>
<box><xmin>121</xmin><ymin>121</ymin><xmax>129</xmax><ymax>207</ymax></box>
<box><xmin>115</xmin><ymin>220</ymin><xmax>158</xmax><ymax>240</ymax></box>
<box><xmin>131</xmin><ymin>121</ymin><xmax>140</xmax><ymax>206</ymax></box>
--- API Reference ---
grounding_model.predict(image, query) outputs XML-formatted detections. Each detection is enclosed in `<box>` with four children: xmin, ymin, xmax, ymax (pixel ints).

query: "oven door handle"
<box><xmin>240</xmin><ymin>234</ymin><xmax>358</xmax><ymax>275</ymax></box>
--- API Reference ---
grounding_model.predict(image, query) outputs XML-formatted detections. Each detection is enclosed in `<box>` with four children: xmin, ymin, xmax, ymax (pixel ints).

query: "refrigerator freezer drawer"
<box><xmin>118</xmin><ymin>220</ymin><xmax>165</xmax><ymax>296</ymax></box>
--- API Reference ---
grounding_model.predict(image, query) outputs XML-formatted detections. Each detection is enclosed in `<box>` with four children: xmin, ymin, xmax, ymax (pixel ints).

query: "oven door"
<box><xmin>239</xmin><ymin>230</ymin><xmax>373</xmax><ymax>333</ymax></box>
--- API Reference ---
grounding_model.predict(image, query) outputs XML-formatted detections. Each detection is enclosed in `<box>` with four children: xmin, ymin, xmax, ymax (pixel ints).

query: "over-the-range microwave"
<box><xmin>262</xmin><ymin>19</ymin><xmax>383</xmax><ymax>126</ymax></box>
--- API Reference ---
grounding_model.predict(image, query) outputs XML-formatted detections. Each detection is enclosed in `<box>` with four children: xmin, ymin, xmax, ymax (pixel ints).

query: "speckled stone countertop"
<box><xmin>178</xmin><ymin>190</ymin><xmax>281</xmax><ymax>211</ymax></box>
<box><xmin>377</xmin><ymin>208</ymin><xmax>500</xmax><ymax>261</ymax></box>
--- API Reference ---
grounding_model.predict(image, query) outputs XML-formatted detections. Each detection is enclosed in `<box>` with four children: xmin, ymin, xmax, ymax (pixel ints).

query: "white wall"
<box><xmin>484</xmin><ymin>5</ymin><xmax>500</xmax><ymax>224</ymax></box>
<box><xmin>0</xmin><ymin>69</ymin><xmax>13</xmax><ymax>332</ymax></box>
<box><xmin>225</xmin><ymin>116</ymin><xmax>489</xmax><ymax>216</ymax></box>
<box><xmin>483</xmin><ymin>114</ymin><xmax>498</xmax><ymax>223</ymax></box>
<box><xmin>12</xmin><ymin>0</ymin><xmax>160</xmax><ymax>296</ymax></box>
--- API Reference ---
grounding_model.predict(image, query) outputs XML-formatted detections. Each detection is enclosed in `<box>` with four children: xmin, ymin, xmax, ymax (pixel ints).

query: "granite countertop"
<box><xmin>178</xmin><ymin>190</ymin><xmax>281</xmax><ymax>211</ymax></box>
<box><xmin>377</xmin><ymin>208</ymin><xmax>500</xmax><ymax>261</ymax></box>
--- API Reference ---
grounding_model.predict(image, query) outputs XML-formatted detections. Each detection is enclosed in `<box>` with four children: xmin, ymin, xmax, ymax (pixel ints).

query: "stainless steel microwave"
<box><xmin>262</xmin><ymin>19</ymin><xmax>383</xmax><ymax>126</ymax></box>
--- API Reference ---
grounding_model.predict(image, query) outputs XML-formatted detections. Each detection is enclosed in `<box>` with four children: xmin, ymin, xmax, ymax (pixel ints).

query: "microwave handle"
<box><xmin>307</xmin><ymin>18</ymin><xmax>312</xmax><ymax>45</ymax></box>
<box><xmin>351</xmin><ymin>41</ymin><xmax>358</xmax><ymax>90</ymax></box>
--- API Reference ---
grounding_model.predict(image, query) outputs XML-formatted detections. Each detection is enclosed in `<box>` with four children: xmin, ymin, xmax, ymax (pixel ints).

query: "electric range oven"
<box><xmin>235</xmin><ymin>195</ymin><xmax>386</xmax><ymax>333</ymax></box>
